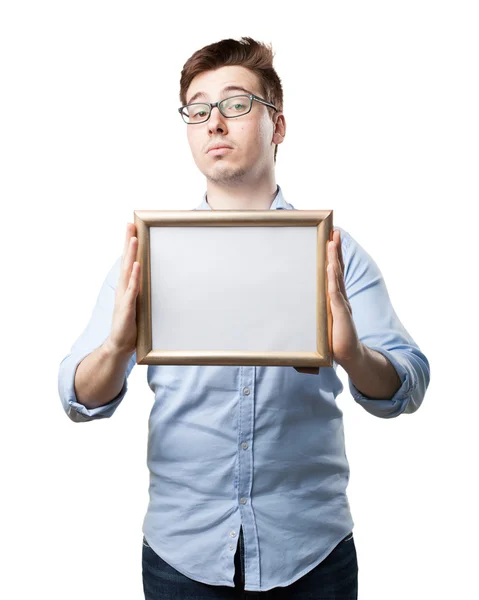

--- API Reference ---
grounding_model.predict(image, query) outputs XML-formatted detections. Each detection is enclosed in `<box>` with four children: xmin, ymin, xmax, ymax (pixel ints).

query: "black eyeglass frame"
<box><xmin>178</xmin><ymin>93</ymin><xmax>278</xmax><ymax>124</ymax></box>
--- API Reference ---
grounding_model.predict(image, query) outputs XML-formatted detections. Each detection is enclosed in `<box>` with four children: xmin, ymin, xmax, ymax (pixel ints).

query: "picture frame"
<box><xmin>134</xmin><ymin>209</ymin><xmax>333</xmax><ymax>369</ymax></box>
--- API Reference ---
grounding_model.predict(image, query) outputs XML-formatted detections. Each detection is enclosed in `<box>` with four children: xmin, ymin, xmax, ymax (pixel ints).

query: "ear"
<box><xmin>272</xmin><ymin>113</ymin><xmax>286</xmax><ymax>145</ymax></box>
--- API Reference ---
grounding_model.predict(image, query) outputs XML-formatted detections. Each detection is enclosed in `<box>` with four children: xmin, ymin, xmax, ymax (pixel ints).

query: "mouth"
<box><xmin>206</xmin><ymin>146</ymin><xmax>233</xmax><ymax>155</ymax></box>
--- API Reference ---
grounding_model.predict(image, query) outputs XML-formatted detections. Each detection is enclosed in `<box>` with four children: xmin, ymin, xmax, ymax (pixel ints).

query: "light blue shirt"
<box><xmin>58</xmin><ymin>186</ymin><xmax>430</xmax><ymax>592</ymax></box>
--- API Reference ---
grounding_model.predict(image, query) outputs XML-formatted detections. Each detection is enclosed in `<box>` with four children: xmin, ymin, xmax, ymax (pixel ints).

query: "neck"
<box><xmin>205</xmin><ymin>173</ymin><xmax>278</xmax><ymax>210</ymax></box>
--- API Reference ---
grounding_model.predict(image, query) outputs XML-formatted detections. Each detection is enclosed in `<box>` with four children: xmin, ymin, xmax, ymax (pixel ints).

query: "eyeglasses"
<box><xmin>178</xmin><ymin>93</ymin><xmax>278</xmax><ymax>124</ymax></box>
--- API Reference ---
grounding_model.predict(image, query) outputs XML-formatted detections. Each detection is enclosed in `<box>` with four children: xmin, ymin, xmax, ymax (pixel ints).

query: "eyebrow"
<box><xmin>186</xmin><ymin>85</ymin><xmax>253</xmax><ymax>105</ymax></box>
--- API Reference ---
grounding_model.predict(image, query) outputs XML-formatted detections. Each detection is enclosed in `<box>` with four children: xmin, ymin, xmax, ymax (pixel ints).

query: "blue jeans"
<box><xmin>142</xmin><ymin>528</ymin><xmax>358</xmax><ymax>599</ymax></box>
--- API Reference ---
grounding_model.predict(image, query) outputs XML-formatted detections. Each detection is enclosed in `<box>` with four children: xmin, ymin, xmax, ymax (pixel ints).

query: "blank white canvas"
<box><xmin>149</xmin><ymin>226</ymin><xmax>318</xmax><ymax>352</ymax></box>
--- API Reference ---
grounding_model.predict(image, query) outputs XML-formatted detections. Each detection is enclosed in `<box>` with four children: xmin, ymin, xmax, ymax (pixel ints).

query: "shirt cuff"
<box><xmin>348</xmin><ymin>346</ymin><xmax>418</xmax><ymax>418</ymax></box>
<box><xmin>59</xmin><ymin>349</ymin><xmax>128</xmax><ymax>422</ymax></box>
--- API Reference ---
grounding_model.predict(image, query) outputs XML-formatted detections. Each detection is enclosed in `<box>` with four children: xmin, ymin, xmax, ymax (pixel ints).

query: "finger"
<box><xmin>122</xmin><ymin>223</ymin><xmax>135</xmax><ymax>263</ymax></box>
<box><xmin>327</xmin><ymin>262</ymin><xmax>339</xmax><ymax>299</ymax></box>
<box><xmin>328</xmin><ymin>240</ymin><xmax>348</xmax><ymax>301</ymax></box>
<box><xmin>327</xmin><ymin>262</ymin><xmax>348</xmax><ymax>311</ymax></box>
<box><xmin>328</xmin><ymin>239</ymin><xmax>343</xmax><ymax>276</ymax></box>
<box><xmin>118</xmin><ymin>224</ymin><xmax>135</xmax><ymax>294</ymax></box>
<box><xmin>118</xmin><ymin>263</ymin><xmax>140</xmax><ymax>326</ymax></box>
<box><xmin>327</xmin><ymin>241</ymin><xmax>342</xmax><ymax>285</ymax></box>
<box><xmin>333</xmin><ymin>230</ymin><xmax>345</xmax><ymax>275</ymax></box>
<box><xmin>330</xmin><ymin>256</ymin><xmax>352</xmax><ymax>311</ymax></box>
<box><xmin>330</xmin><ymin>260</ymin><xmax>352</xmax><ymax>316</ymax></box>
<box><xmin>118</xmin><ymin>236</ymin><xmax>138</xmax><ymax>296</ymax></box>
<box><xmin>127</xmin><ymin>261</ymin><xmax>141</xmax><ymax>299</ymax></box>
<box><xmin>125</xmin><ymin>236</ymin><xmax>138</xmax><ymax>280</ymax></box>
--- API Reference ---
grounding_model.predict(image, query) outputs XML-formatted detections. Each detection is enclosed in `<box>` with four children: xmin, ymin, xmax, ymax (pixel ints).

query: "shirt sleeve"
<box><xmin>338</xmin><ymin>227</ymin><xmax>430</xmax><ymax>418</ymax></box>
<box><xmin>58</xmin><ymin>256</ymin><xmax>137</xmax><ymax>423</ymax></box>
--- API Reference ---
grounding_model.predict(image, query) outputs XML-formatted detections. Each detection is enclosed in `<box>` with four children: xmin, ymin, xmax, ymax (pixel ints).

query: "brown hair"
<box><xmin>179</xmin><ymin>37</ymin><xmax>283</xmax><ymax>162</ymax></box>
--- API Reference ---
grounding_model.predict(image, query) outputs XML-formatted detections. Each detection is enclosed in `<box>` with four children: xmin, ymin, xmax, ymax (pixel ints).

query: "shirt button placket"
<box><xmin>238</xmin><ymin>368</ymin><xmax>258</xmax><ymax>586</ymax></box>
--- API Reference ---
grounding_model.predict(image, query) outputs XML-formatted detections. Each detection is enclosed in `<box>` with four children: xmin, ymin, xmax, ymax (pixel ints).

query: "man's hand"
<box><xmin>294</xmin><ymin>229</ymin><xmax>360</xmax><ymax>375</ymax></box>
<box><xmin>73</xmin><ymin>223</ymin><xmax>141</xmax><ymax>409</ymax></box>
<box><xmin>105</xmin><ymin>223</ymin><xmax>141</xmax><ymax>356</ymax></box>
<box><xmin>327</xmin><ymin>229</ymin><xmax>402</xmax><ymax>397</ymax></box>
<box><xmin>326</xmin><ymin>229</ymin><xmax>361</xmax><ymax>366</ymax></box>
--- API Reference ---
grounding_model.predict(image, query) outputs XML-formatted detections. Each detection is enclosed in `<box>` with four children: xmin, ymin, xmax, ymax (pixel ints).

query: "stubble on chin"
<box><xmin>205</xmin><ymin>163</ymin><xmax>247</xmax><ymax>186</ymax></box>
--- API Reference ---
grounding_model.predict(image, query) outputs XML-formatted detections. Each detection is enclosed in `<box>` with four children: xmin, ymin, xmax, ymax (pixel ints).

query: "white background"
<box><xmin>1</xmin><ymin>1</ymin><xmax>477</xmax><ymax>598</ymax></box>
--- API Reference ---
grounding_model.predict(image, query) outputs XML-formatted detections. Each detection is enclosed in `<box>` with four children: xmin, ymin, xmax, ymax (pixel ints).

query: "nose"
<box><xmin>208</xmin><ymin>105</ymin><xmax>228</xmax><ymax>135</ymax></box>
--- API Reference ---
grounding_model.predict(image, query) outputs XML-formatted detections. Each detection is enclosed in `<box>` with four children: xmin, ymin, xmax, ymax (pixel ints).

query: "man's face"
<box><xmin>184</xmin><ymin>66</ymin><xmax>281</xmax><ymax>185</ymax></box>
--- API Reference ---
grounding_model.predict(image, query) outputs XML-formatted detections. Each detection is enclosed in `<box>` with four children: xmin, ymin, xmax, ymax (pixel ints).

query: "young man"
<box><xmin>58</xmin><ymin>37</ymin><xmax>430</xmax><ymax>599</ymax></box>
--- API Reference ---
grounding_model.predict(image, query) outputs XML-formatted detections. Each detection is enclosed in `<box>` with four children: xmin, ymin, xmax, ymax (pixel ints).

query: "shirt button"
<box><xmin>230</xmin><ymin>531</ymin><xmax>237</xmax><ymax>537</ymax></box>
<box><xmin>243</xmin><ymin>387</ymin><xmax>250</xmax><ymax>395</ymax></box>
<box><xmin>241</xmin><ymin>442</ymin><xmax>248</xmax><ymax>450</ymax></box>
<box><xmin>229</xmin><ymin>545</ymin><xmax>235</xmax><ymax>551</ymax></box>
<box><xmin>240</xmin><ymin>497</ymin><xmax>248</xmax><ymax>505</ymax></box>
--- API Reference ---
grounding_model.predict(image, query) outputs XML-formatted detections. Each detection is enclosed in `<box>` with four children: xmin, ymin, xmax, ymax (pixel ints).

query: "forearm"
<box><xmin>74</xmin><ymin>339</ymin><xmax>133</xmax><ymax>410</ymax></box>
<box><xmin>339</xmin><ymin>343</ymin><xmax>402</xmax><ymax>400</ymax></box>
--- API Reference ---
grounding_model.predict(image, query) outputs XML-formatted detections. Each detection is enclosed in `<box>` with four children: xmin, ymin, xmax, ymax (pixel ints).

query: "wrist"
<box><xmin>336</xmin><ymin>341</ymin><xmax>367</xmax><ymax>372</ymax></box>
<box><xmin>103</xmin><ymin>337</ymin><xmax>135</xmax><ymax>361</ymax></box>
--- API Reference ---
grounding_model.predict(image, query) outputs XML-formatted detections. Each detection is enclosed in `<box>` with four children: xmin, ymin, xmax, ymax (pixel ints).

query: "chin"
<box><xmin>202</xmin><ymin>161</ymin><xmax>248</xmax><ymax>185</ymax></box>
<box><xmin>209</xmin><ymin>168</ymin><xmax>247</xmax><ymax>185</ymax></box>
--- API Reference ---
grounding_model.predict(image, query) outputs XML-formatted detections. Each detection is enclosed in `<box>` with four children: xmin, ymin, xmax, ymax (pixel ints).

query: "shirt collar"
<box><xmin>193</xmin><ymin>185</ymin><xmax>294</xmax><ymax>211</ymax></box>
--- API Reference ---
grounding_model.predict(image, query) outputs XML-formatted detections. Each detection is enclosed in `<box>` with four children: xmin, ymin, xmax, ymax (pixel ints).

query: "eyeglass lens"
<box><xmin>182</xmin><ymin>95</ymin><xmax>251</xmax><ymax>123</ymax></box>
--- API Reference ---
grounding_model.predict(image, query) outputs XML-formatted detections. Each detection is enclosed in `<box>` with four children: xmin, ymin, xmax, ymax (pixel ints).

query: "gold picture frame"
<box><xmin>134</xmin><ymin>209</ymin><xmax>333</xmax><ymax>369</ymax></box>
